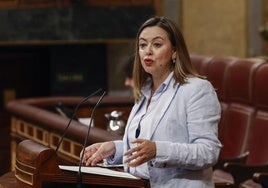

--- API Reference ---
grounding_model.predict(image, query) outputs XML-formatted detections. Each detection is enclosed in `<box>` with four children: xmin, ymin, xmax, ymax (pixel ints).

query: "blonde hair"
<box><xmin>133</xmin><ymin>16</ymin><xmax>202</xmax><ymax>102</ymax></box>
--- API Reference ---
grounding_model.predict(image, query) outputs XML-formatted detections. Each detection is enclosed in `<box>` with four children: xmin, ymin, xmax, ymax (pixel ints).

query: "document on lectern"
<box><xmin>59</xmin><ymin>165</ymin><xmax>139</xmax><ymax>179</ymax></box>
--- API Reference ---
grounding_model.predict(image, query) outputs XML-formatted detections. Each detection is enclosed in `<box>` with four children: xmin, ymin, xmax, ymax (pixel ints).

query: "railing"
<box><xmin>6</xmin><ymin>95</ymin><xmax>134</xmax><ymax>169</ymax></box>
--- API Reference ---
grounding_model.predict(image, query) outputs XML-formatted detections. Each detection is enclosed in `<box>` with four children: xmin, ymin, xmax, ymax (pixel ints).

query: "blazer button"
<box><xmin>149</xmin><ymin>161</ymin><xmax>154</xmax><ymax>167</ymax></box>
<box><xmin>162</xmin><ymin>163</ymin><xmax>167</xmax><ymax>168</ymax></box>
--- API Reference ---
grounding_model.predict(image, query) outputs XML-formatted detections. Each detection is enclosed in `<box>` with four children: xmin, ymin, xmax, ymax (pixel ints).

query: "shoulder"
<box><xmin>175</xmin><ymin>77</ymin><xmax>218</xmax><ymax>104</ymax></box>
<box><xmin>180</xmin><ymin>77</ymin><xmax>214</xmax><ymax>92</ymax></box>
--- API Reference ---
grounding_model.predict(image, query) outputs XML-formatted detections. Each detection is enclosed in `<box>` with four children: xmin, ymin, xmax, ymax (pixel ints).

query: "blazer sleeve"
<box><xmin>106</xmin><ymin>140</ymin><xmax>124</xmax><ymax>165</ymax></box>
<box><xmin>150</xmin><ymin>78</ymin><xmax>222</xmax><ymax>170</ymax></box>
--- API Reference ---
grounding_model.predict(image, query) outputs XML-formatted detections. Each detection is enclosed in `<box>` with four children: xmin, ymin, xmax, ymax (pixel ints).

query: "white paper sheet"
<box><xmin>59</xmin><ymin>165</ymin><xmax>138</xmax><ymax>179</ymax></box>
<box><xmin>96</xmin><ymin>163</ymin><xmax>124</xmax><ymax>168</ymax></box>
<box><xmin>78</xmin><ymin>118</ymin><xmax>94</xmax><ymax>127</ymax></box>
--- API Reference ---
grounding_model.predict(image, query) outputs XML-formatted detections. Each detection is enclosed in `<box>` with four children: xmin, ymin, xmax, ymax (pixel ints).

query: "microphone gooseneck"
<box><xmin>77</xmin><ymin>91</ymin><xmax>106</xmax><ymax>187</ymax></box>
<box><xmin>55</xmin><ymin>88</ymin><xmax>102</xmax><ymax>153</ymax></box>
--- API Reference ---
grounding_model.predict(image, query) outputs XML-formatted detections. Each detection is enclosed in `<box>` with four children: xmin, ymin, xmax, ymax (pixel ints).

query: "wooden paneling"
<box><xmin>84</xmin><ymin>0</ymin><xmax>153</xmax><ymax>6</ymax></box>
<box><xmin>0</xmin><ymin>0</ymin><xmax>70</xmax><ymax>9</ymax></box>
<box><xmin>6</xmin><ymin>96</ymin><xmax>131</xmax><ymax>169</ymax></box>
<box><xmin>182</xmin><ymin>0</ymin><xmax>248</xmax><ymax>57</ymax></box>
<box><xmin>0</xmin><ymin>0</ymin><xmax>18</xmax><ymax>9</ymax></box>
<box><xmin>0</xmin><ymin>110</ymin><xmax>11</xmax><ymax>175</ymax></box>
<box><xmin>17</xmin><ymin>0</ymin><xmax>71</xmax><ymax>8</ymax></box>
<box><xmin>0</xmin><ymin>0</ymin><xmax>156</xmax><ymax>9</ymax></box>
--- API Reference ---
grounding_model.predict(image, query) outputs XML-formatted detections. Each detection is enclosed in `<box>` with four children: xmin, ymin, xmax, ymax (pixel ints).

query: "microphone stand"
<box><xmin>77</xmin><ymin>91</ymin><xmax>106</xmax><ymax>188</ymax></box>
<box><xmin>55</xmin><ymin>88</ymin><xmax>102</xmax><ymax>153</ymax></box>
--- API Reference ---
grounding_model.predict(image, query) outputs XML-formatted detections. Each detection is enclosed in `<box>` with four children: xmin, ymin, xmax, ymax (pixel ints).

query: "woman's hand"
<box><xmin>81</xmin><ymin>141</ymin><xmax>116</xmax><ymax>166</ymax></box>
<box><xmin>124</xmin><ymin>139</ymin><xmax>156</xmax><ymax>167</ymax></box>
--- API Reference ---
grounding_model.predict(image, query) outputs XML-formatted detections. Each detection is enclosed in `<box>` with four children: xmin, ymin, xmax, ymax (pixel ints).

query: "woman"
<box><xmin>82</xmin><ymin>16</ymin><xmax>222</xmax><ymax>187</ymax></box>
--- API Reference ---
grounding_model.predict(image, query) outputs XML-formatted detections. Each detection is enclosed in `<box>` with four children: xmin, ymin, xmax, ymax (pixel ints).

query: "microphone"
<box><xmin>77</xmin><ymin>90</ymin><xmax>106</xmax><ymax>188</ymax></box>
<box><xmin>55</xmin><ymin>88</ymin><xmax>102</xmax><ymax>153</ymax></box>
<box><xmin>55</xmin><ymin>101</ymin><xmax>78</xmax><ymax>120</ymax></box>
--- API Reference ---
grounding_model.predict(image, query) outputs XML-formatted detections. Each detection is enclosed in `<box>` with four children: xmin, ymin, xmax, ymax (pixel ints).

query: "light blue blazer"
<box><xmin>111</xmin><ymin>76</ymin><xmax>222</xmax><ymax>188</ymax></box>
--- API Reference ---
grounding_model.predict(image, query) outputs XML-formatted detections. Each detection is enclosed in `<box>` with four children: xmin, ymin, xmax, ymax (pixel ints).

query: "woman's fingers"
<box><xmin>82</xmin><ymin>141</ymin><xmax>116</xmax><ymax>166</ymax></box>
<box><xmin>85</xmin><ymin>152</ymin><xmax>102</xmax><ymax>166</ymax></box>
<box><xmin>124</xmin><ymin>139</ymin><xmax>156</xmax><ymax>167</ymax></box>
<box><xmin>81</xmin><ymin>143</ymin><xmax>101</xmax><ymax>165</ymax></box>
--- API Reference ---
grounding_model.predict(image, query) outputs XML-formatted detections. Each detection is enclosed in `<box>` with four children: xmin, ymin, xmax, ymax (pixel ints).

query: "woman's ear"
<box><xmin>172</xmin><ymin>51</ymin><xmax>177</xmax><ymax>60</ymax></box>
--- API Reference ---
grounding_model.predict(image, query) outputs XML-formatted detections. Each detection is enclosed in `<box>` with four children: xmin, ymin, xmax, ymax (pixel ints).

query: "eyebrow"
<box><xmin>139</xmin><ymin>36</ymin><xmax>165</xmax><ymax>41</ymax></box>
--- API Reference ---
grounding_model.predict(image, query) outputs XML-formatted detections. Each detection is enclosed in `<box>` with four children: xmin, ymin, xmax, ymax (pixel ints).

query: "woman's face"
<box><xmin>138</xmin><ymin>26</ymin><xmax>176</xmax><ymax>79</ymax></box>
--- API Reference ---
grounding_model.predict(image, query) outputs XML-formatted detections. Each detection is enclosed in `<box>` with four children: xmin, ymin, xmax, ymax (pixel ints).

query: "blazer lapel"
<box><xmin>146</xmin><ymin>81</ymin><xmax>180</xmax><ymax>140</ymax></box>
<box><xmin>123</xmin><ymin>97</ymin><xmax>146</xmax><ymax>149</ymax></box>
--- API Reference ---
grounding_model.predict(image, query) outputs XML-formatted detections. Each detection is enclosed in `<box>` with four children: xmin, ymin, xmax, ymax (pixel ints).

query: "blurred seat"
<box><xmin>190</xmin><ymin>56</ymin><xmax>268</xmax><ymax>188</ymax></box>
<box><xmin>205</xmin><ymin>57</ymin><xmax>237</xmax><ymax>144</ymax></box>
<box><xmin>190</xmin><ymin>54</ymin><xmax>212</xmax><ymax>76</ymax></box>
<box><xmin>223</xmin><ymin>110</ymin><xmax>268</xmax><ymax>188</ymax></box>
<box><xmin>204</xmin><ymin>57</ymin><xmax>256</xmax><ymax>161</ymax></box>
<box><xmin>206</xmin><ymin>56</ymin><xmax>237</xmax><ymax>102</ymax></box>
<box><xmin>222</xmin><ymin>61</ymin><xmax>268</xmax><ymax>188</ymax></box>
<box><xmin>212</xmin><ymin>58</ymin><xmax>264</xmax><ymax>187</ymax></box>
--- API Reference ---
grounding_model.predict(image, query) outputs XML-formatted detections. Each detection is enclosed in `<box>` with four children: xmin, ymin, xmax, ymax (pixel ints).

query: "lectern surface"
<box><xmin>15</xmin><ymin>139</ymin><xmax>150</xmax><ymax>188</ymax></box>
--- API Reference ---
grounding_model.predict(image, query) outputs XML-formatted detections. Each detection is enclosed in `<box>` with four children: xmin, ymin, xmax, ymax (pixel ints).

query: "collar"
<box><xmin>141</xmin><ymin>71</ymin><xmax>174</xmax><ymax>98</ymax></box>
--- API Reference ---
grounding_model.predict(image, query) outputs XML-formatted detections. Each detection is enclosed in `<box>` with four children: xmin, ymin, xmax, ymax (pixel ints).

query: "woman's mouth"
<box><xmin>144</xmin><ymin>59</ymin><xmax>153</xmax><ymax>66</ymax></box>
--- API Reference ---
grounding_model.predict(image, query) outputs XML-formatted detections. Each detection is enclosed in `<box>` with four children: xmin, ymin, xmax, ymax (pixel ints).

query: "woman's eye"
<box><xmin>139</xmin><ymin>43</ymin><xmax>147</xmax><ymax>49</ymax></box>
<box><xmin>154</xmin><ymin>43</ymin><xmax>161</xmax><ymax>47</ymax></box>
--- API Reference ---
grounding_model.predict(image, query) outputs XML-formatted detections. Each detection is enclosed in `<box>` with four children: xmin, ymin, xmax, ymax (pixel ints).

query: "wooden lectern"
<box><xmin>15</xmin><ymin>139</ymin><xmax>150</xmax><ymax>188</ymax></box>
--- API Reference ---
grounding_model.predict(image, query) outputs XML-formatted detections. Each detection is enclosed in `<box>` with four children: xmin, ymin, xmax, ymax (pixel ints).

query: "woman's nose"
<box><xmin>145</xmin><ymin>44</ymin><xmax>152</xmax><ymax>54</ymax></box>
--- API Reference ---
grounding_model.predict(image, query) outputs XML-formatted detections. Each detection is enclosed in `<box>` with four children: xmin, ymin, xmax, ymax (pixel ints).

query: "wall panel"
<box><xmin>182</xmin><ymin>0</ymin><xmax>248</xmax><ymax>57</ymax></box>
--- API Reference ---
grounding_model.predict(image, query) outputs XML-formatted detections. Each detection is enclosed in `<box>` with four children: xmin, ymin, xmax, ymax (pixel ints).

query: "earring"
<box><xmin>173</xmin><ymin>59</ymin><xmax>176</xmax><ymax>64</ymax></box>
